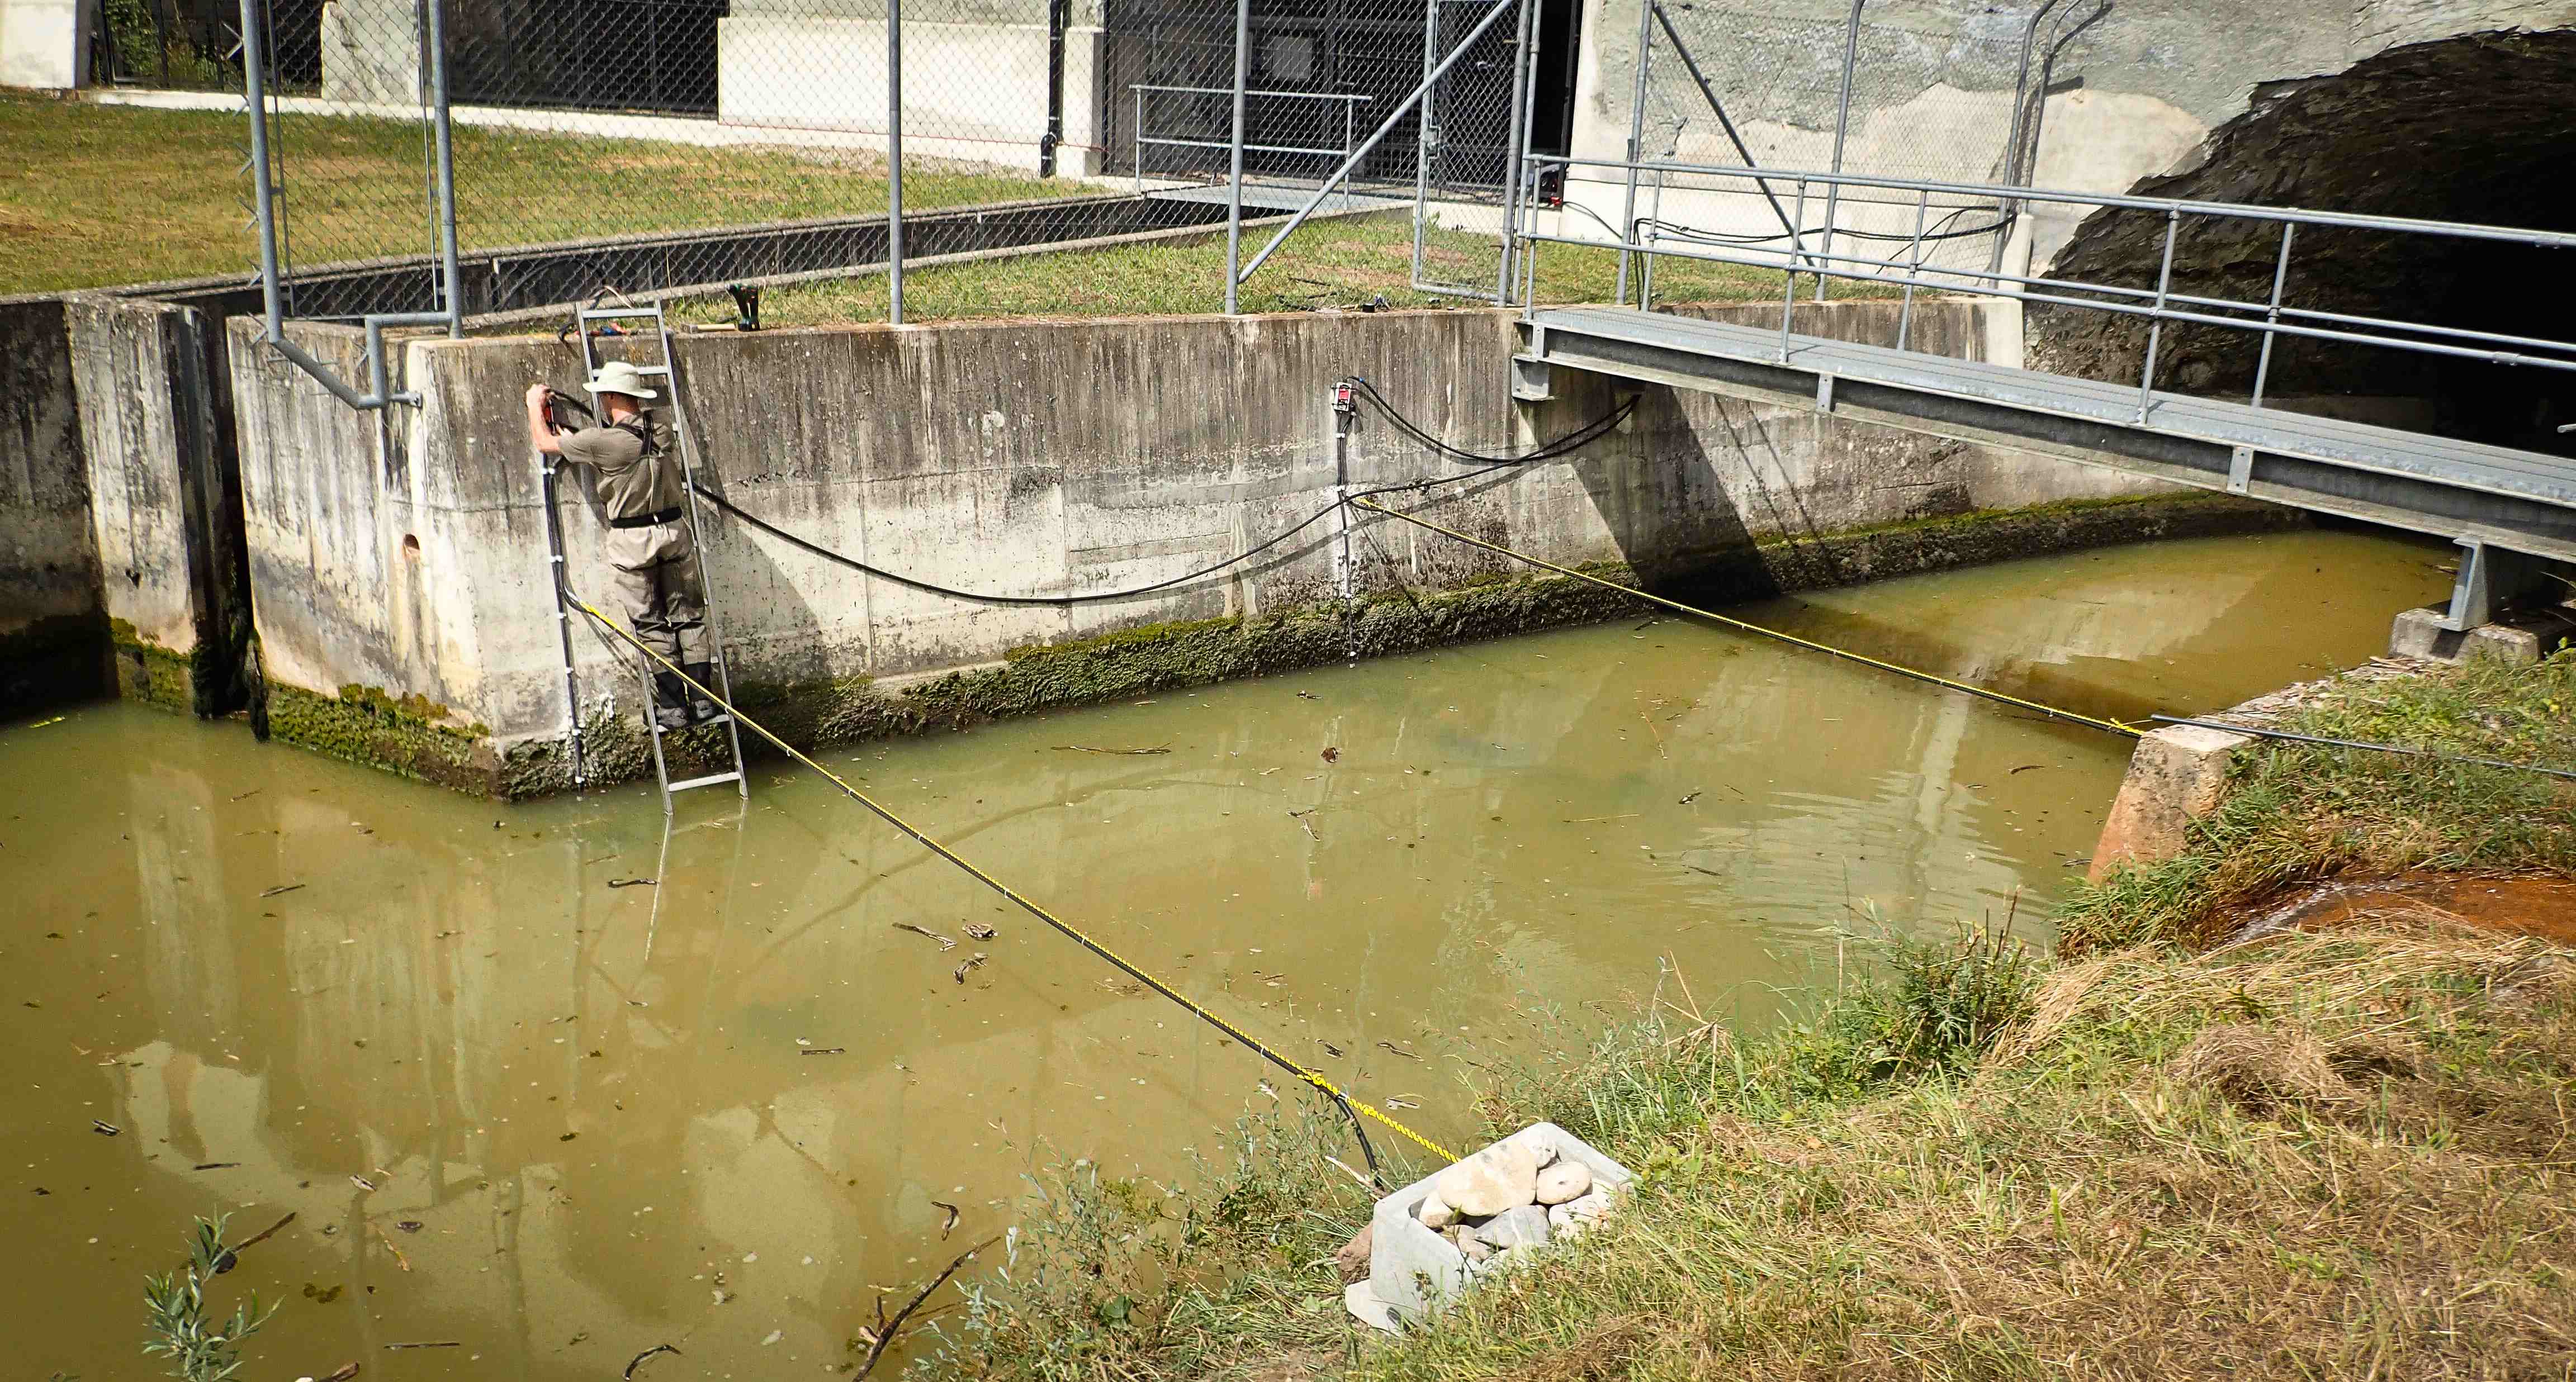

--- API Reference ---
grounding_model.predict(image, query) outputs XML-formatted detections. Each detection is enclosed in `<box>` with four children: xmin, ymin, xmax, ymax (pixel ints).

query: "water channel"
<box><xmin>0</xmin><ymin>527</ymin><xmax>2449</xmax><ymax>1377</ymax></box>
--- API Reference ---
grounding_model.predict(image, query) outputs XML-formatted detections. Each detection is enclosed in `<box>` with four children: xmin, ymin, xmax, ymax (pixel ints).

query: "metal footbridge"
<box><xmin>1494</xmin><ymin>159</ymin><xmax>2576</xmax><ymax>628</ymax></box>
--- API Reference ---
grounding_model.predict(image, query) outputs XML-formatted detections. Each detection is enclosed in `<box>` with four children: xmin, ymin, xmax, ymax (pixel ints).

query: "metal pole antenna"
<box><xmin>424</xmin><ymin>0</ymin><xmax>462</xmax><ymax>335</ymax></box>
<box><xmin>1817</xmin><ymin>0</ymin><xmax>1864</xmax><ymax>302</ymax></box>
<box><xmin>1223</xmin><ymin>0</ymin><xmax>1250</xmax><ymax>315</ymax></box>
<box><xmin>887</xmin><ymin>0</ymin><xmax>905</xmax><ymax>325</ymax></box>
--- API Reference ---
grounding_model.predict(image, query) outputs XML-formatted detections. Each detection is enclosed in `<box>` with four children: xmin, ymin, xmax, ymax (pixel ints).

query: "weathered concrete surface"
<box><xmin>0</xmin><ymin>293</ymin><xmax>106</xmax><ymax>716</ymax></box>
<box><xmin>229</xmin><ymin>302</ymin><xmax>2262</xmax><ymax>795</ymax></box>
<box><xmin>2089</xmin><ymin>723</ymin><xmax>2256</xmax><ymax>881</ymax></box>
<box><xmin>2389</xmin><ymin>602</ymin><xmax>2576</xmax><ymax>666</ymax></box>
<box><xmin>68</xmin><ymin>295</ymin><xmax>250</xmax><ymax>715</ymax></box>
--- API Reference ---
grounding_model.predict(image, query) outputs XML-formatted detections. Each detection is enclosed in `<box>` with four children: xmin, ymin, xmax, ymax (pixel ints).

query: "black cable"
<box><xmin>683</xmin><ymin>385</ymin><xmax>1637</xmax><ymax>607</ymax></box>
<box><xmin>693</xmin><ymin>480</ymin><xmax>1344</xmax><ymax>607</ymax></box>
<box><xmin>1344</xmin><ymin>376</ymin><xmax>1636</xmax><ymax>465</ymax></box>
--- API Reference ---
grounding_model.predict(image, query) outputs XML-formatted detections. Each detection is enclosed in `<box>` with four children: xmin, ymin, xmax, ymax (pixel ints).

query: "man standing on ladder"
<box><xmin>525</xmin><ymin>362</ymin><xmax>717</xmax><ymax>730</ymax></box>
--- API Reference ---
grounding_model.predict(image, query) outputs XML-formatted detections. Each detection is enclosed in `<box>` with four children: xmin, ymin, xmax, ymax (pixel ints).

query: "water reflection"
<box><xmin>0</xmin><ymin>528</ymin><xmax>2448</xmax><ymax>1375</ymax></box>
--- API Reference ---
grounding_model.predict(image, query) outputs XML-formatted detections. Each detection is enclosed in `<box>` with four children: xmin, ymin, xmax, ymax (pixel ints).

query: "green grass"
<box><xmin>915</xmin><ymin>652</ymin><xmax>2576</xmax><ymax>1381</ymax></box>
<box><xmin>2061</xmin><ymin>648</ymin><xmax>2576</xmax><ymax>953</ymax></box>
<box><xmin>692</xmin><ymin>211</ymin><xmax>1882</xmax><ymax>328</ymax></box>
<box><xmin>0</xmin><ymin>92</ymin><xmax>1070</xmax><ymax>293</ymax></box>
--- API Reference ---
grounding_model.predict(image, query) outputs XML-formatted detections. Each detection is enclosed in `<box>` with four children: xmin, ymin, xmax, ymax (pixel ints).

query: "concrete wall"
<box><xmin>224</xmin><ymin>300</ymin><xmax>2212</xmax><ymax>795</ymax></box>
<box><xmin>0</xmin><ymin>0</ymin><xmax>89</xmax><ymax>88</ymax></box>
<box><xmin>0</xmin><ymin>294</ymin><xmax>106</xmax><ymax>715</ymax></box>
<box><xmin>68</xmin><ymin>295</ymin><xmax>250</xmax><ymax>714</ymax></box>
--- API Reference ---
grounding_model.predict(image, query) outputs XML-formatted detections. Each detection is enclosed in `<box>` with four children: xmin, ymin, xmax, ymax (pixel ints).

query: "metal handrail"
<box><xmin>1530</xmin><ymin>154</ymin><xmax>2576</xmax><ymax>251</ymax></box>
<box><xmin>1131</xmin><ymin>84</ymin><xmax>1373</xmax><ymax>102</ymax></box>
<box><xmin>1508</xmin><ymin>154</ymin><xmax>2576</xmax><ymax>420</ymax></box>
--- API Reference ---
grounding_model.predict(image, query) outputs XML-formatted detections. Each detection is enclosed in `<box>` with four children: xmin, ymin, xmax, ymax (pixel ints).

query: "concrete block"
<box><xmin>2390</xmin><ymin>604</ymin><xmax>2573</xmax><ymax>668</ymax></box>
<box><xmin>2088</xmin><ymin>723</ymin><xmax>2253</xmax><ymax>881</ymax></box>
<box><xmin>1366</xmin><ymin>1122</ymin><xmax>1632</xmax><ymax>1327</ymax></box>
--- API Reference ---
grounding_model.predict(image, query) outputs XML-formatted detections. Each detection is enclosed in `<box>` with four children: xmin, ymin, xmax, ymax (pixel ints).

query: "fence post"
<box><xmin>1614</xmin><ymin>0</ymin><xmax>1657</xmax><ymax>305</ymax></box>
<box><xmin>1224</xmin><ymin>0</ymin><xmax>1249</xmax><ymax>315</ymax></box>
<box><xmin>1817</xmin><ymin>0</ymin><xmax>1864</xmax><ymax>302</ymax></box>
<box><xmin>887</xmin><ymin>0</ymin><xmax>905</xmax><ymax>325</ymax></box>
<box><xmin>1493</xmin><ymin>0</ymin><xmax>1537</xmax><ymax>303</ymax></box>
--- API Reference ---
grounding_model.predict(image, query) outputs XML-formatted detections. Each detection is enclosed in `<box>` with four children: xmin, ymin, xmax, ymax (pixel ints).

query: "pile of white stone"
<box><xmin>1346</xmin><ymin>1122</ymin><xmax>1631</xmax><ymax>1330</ymax></box>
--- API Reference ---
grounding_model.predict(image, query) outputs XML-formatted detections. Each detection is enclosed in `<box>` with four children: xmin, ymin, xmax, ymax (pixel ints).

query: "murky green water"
<box><xmin>0</xmin><ymin>529</ymin><xmax>2448</xmax><ymax>1377</ymax></box>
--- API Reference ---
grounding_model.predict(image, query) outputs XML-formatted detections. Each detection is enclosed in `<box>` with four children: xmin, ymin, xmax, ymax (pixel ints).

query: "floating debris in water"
<box><xmin>954</xmin><ymin>953</ymin><xmax>989</xmax><ymax>984</ymax></box>
<box><xmin>895</xmin><ymin>923</ymin><xmax>956</xmax><ymax>951</ymax></box>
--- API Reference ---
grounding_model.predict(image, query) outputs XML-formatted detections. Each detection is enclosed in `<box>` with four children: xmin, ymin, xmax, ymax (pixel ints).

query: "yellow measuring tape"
<box><xmin>1351</xmin><ymin>496</ymin><xmax>2144</xmax><ymax>740</ymax></box>
<box><xmin>564</xmin><ymin>590</ymin><xmax>1459</xmax><ymax>1168</ymax></box>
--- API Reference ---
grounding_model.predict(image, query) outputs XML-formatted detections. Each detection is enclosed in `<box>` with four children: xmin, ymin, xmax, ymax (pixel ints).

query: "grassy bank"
<box><xmin>685</xmin><ymin>212</ymin><xmax>1838</xmax><ymax>326</ymax></box>
<box><xmin>0</xmin><ymin>92</ymin><xmax>1064</xmax><ymax>293</ymax></box>
<box><xmin>918</xmin><ymin>652</ymin><xmax>2576</xmax><ymax>1380</ymax></box>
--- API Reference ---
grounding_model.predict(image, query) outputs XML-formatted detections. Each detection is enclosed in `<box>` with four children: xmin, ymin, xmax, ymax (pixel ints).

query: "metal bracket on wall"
<box><xmin>2225</xmin><ymin>444</ymin><xmax>2254</xmax><ymax>495</ymax></box>
<box><xmin>1815</xmin><ymin>373</ymin><xmax>1836</xmax><ymax>414</ymax></box>
<box><xmin>1511</xmin><ymin>354</ymin><xmax>1554</xmax><ymax>402</ymax></box>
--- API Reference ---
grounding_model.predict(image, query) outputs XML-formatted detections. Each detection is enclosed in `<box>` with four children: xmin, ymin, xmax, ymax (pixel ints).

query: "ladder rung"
<box><xmin>667</xmin><ymin>771</ymin><xmax>742</xmax><ymax>793</ymax></box>
<box><xmin>633</xmin><ymin>364</ymin><xmax>671</xmax><ymax>376</ymax></box>
<box><xmin>582</xmin><ymin>308</ymin><xmax>664</xmax><ymax>321</ymax></box>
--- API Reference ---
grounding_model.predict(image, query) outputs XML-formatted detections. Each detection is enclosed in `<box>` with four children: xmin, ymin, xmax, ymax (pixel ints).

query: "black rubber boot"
<box><xmin>683</xmin><ymin>662</ymin><xmax>721</xmax><ymax>724</ymax></box>
<box><xmin>651</xmin><ymin>671</ymin><xmax>693</xmax><ymax>730</ymax></box>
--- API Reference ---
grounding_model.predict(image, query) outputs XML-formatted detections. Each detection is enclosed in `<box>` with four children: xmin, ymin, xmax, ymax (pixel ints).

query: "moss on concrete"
<box><xmin>337</xmin><ymin>490</ymin><xmax>2308</xmax><ymax>799</ymax></box>
<box><xmin>265</xmin><ymin>680</ymin><xmax>501</xmax><ymax>794</ymax></box>
<box><xmin>107</xmin><ymin>618</ymin><xmax>194</xmax><ymax>713</ymax></box>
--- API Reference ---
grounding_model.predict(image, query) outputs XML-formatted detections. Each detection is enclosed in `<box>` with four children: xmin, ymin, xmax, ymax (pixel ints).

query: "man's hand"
<box><xmin>526</xmin><ymin>382</ymin><xmax>566</xmax><ymax>456</ymax></box>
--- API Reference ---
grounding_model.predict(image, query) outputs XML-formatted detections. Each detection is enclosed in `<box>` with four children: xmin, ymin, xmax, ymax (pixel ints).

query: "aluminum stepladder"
<box><xmin>539</xmin><ymin>299</ymin><xmax>751</xmax><ymax>810</ymax></box>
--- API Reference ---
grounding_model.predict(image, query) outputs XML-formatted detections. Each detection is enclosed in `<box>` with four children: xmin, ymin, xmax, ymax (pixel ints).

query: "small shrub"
<box><xmin>142</xmin><ymin>1214</ymin><xmax>277</xmax><ymax>1382</ymax></box>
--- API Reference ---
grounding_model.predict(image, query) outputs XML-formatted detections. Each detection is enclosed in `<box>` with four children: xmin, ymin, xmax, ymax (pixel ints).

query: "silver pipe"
<box><xmin>2251</xmin><ymin>221</ymin><xmax>2294</xmax><ymax>409</ymax></box>
<box><xmin>887</xmin><ymin>0</ymin><xmax>905</xmax><ymax>325</ymax></box>
<box><xmin>424</xmin><ymin>0</ymin><xmax>462</xmax><ymax>334</ymax></box>
<box><xmin>1816</xmin><ymin>0</ymin><xmax>1864</xmax><ymax>304</ymax></box>
<box><xmin>238</xmin><ymin>0</ymin><xmax>286</xmax><ymax>341</ymax></box>
<box><xmin>1494</xmin><ymin>0</ymin><xmax>1537</xmax><ymax>304</ymax></box>
<box><xmin>1236</xmin><ymin>0</ymin><xmax>1523</xmax><ymax>285</ymax></box>
<box><xmin>1639</xmin><ymin>166</ymin><xmax>1664</xmax><ymax>308</ymax></box>
<box><xmin>2136</xmin><ymin>206</ymin><xmax>2179</xmax><ymax>421</ymax></box>
<box><xmin>1133</xmin><ymin>87</ymin><xmax>1143</xmax><ymax>194</ymax></box>
<box><xmin>1223</xmin><ymin>0</ymin><xmax>1248</xmax><ymax>314</ymax></box>
<box><xmin>1613</xmin><ymin>0</ymin><xmax>1656</xmax><ymax>304</ymax></box>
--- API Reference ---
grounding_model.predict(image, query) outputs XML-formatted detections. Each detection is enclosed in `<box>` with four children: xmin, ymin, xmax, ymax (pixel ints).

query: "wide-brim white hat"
<box><xmin>582</xmin><ymin>360</ymin><xmax>659</xmax><ymax>400</ymax></box>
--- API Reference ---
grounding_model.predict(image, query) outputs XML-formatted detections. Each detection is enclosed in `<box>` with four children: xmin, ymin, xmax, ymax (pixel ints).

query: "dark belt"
<box><xmin>606</xmin><ymin>507</ymin><xmax>684</xmax><ymax>530</ymax></box>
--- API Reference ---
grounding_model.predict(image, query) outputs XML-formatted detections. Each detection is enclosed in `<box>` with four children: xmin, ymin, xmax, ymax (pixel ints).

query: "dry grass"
<box><xmin>2061</xmin><ymin>649</ymin><xmax>2576</xmax><ymax>953</ymax></box>
<box><xmin>1347</xmin><ymin>920</ymin><xmax>2576</xmax><ymax>1381</ymax></box>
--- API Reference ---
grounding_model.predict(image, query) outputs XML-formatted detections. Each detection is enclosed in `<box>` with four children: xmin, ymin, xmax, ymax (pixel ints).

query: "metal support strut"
<box><xmin>1332</xmin><ymin>381</ymin><xmax>1358</xmax><ymax>664</ymax></box>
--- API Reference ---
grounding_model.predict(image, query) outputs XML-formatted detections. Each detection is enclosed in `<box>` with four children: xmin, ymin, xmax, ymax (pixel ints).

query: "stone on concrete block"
<box><xmin>1368</xmin><ymin>1122</ymin><xmax>1633</xmax><ymax>1327</ymax></box>
<box><xmin>1475</xmin><ymin>1204</ymin><xmax>1551</xmax><ymax>1251</ymax></box>
<box><xmin>1535</xmin><ymin>1161</ymin><xmax>1592</xmax><ymax>1204</ymax></box>
<box><xmin>1433</xmin><ymin>1140</ymin><xmax>1538</xmax><ymax>1217</ymax></box>
<box><xmin>2089</xmin><ymin>724</ymin><xmax>2253</xmax><ymax>882</ymax></box>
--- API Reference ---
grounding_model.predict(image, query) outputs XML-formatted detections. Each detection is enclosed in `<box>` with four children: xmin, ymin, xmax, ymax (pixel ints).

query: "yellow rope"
<box><xmin>563</xmin><ymin>590</ymin><xmax>1459</xmax><ymax>1167</ymax></box>
<box><xmin>1351</xmin><ymin>496</ymin><xmax>2144</xmax><ymax>740</ymax></box>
